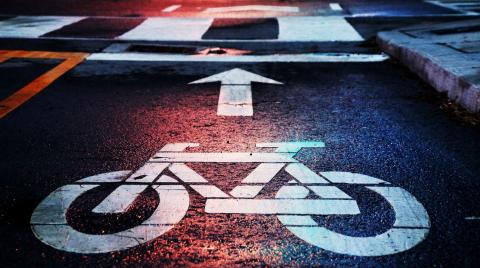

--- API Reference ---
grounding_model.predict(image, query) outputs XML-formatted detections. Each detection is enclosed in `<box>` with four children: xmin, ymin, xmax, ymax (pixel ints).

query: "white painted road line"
<box><xmin>240</xmin><ymin>163</ymin><xmax>285</xmax><ymax>183</ymax></box>
<box><xmin>320</xmin><ymin>171</ymin><xmax>391</xmax><ymax>184</ymax></box>
<box><xmin>229</xmin><ymin>163</ymin><xmax>284</xmax><ymax>197</ymax></box>
<box><xmin>152</xmin><ymin>152</ymin><xmax>299</xmax><ymax>163</ymax></box>
<box><xmin>124</xmin><ymin>162</ymin><xmax>169</xmax><ymax>183</ymax></box>
<box><xmin>189</xmin><ymin>68</ymin><xmax>282</xmax><ymax>116</ymax></box>
<box><xmin>87</xmin><ymin>53</ymin><xmax>389</xmax><ymax>62</ymax></box>
<box><xmin>277</xmin><ymin>215</ymin><xmax>318</xmax><ymax>226</ymax></box>
<box><xmin>162</xmin><ymin>4</ymin><xmax>181</xmax><ymax>12</ymax></box>
<box><xmin>168</xmin><ymin>163</ymin><xmax>209</xmax><ymax>183</ymax></box>
<box><xmin>285</xmin><ymin>163</ymin><xmax>330</xmax><ymax>184</ymax></box>
<box><xmin>329</xmin><ymin>3</ymin><xmax>343</xmax><ymax>11</ymax></box>
<box><xmin>203</xmin><ymin>5</ymin><xmax>300</xmax><ymax>13</ymax></box>
<box><xmin>217</xmin><ymin>85</ymin><xmax>254</xmax><ymax>115</ymax></box>
<box><xmin>275</xmin><ymin>186</ymin><xmax>310</xmax><ymax>199</ymax></box>
<box><xmin>0</xmin><ymin>16</ymin><xmax>84</xmax><ymax>38</ymax></box>
<box><xmin>230</xmin><ymin>185</ymin><xmax>265</xmax><ymax>198</ymax></box>
<box><xmin>465</xmin><ymin>216</ymin><xmax>480</xmax><ymax>220</ymax></box>
<box><xmin>118</xmin><ymin>17</ymin><xmax>213</xmax><ymax>41</ymax></box>
<box><xmin>308</xmin><ymin>186</ymin><xmax>354</xmax><ymax>199</ymax></box>
<box><xmin>92</xmin><ymin>184</ymin><xmax>147</xmax><ymax>213</ymax></box>
<box><xmin>31</xmin><ymin>141</ymin><xmax>432</xmax><ymax>256</ymax></box>
<box><xmin>278</xmin><ymin>16</ymin><xmax>363</xmax><ymax>41</ymax></box>
<box><xmin>205</xmin><ymin>199</ymin><xmax>361</xmax><ymax>215</ymax></box>
<box><xmin>190</xmin><ymin>185</ymin><xmax>230</xmax><ymax>198</ymax></box>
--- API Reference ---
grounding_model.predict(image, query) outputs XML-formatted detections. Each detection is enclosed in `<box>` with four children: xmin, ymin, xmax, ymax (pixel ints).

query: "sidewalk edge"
<box><xmin>377</xmin><ymin>31</ymin><xmax>480</xmax><ymax>113</ymax></box>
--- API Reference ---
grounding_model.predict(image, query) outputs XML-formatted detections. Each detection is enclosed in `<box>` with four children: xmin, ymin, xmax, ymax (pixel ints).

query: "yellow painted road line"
<box><xmin>0</xmin><ymin>50</ymin><xmax>88</xmax><ymax>119</ymax></box>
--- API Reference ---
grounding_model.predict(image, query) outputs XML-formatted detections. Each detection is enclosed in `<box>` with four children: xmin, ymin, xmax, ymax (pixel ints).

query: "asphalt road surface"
<box><xmin>0</xmin><ymin>0</ymin><xmax>479</xmax><ymax>267</ymax></box>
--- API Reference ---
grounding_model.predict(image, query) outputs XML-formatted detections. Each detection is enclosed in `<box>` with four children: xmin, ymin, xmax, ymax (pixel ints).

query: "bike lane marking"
<box><xmin>0</xmin><ymin>50</ymin><xmax>88</xmax><ymax>119</ymax></box>
<box><xmin>30</xmin><ymin>142</ymin><xmax>432</xmax><ymax>256</ymax></box>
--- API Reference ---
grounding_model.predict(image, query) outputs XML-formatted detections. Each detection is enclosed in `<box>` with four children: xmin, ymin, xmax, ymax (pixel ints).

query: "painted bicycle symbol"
<box><xmin>31</xmin><ymin>142</ymin><xmax>430</xmax><ymax>256</ymax></box>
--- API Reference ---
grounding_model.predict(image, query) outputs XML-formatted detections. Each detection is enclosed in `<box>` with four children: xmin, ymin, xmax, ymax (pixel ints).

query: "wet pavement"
<box><xmin>1</xmin><ymin>59</ymin><xmax>479</xmax><ymax>266</ymax></box>
<box><xmin>1</xmin><ymin>0</ymin><xmax>480</xmax><ymax>267</ymax></box>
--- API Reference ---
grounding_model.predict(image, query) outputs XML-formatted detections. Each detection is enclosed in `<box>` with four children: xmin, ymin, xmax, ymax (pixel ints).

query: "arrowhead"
<box><xmin>189</xmin><ymin>68</ymin><xmax>283</xmax><ymax>85</ymax></box>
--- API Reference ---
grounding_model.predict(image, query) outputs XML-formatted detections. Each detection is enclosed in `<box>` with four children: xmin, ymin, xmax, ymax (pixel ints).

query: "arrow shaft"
<box><xmin>218</xmin><ymin>84</ymin><xmax>253</xmax><ymax>116</ymax></box>
<box><xmin>189</xmin><ymin>68</ymin><xmax>282</xmax><ymax>116</ymax></box>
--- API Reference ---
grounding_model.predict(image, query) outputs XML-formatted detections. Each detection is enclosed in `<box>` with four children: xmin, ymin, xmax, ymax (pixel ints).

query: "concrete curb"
<box><xmin>377</xmin><ymin>20</ymin><xmax>480</xmax><ymax>113</ymax></box>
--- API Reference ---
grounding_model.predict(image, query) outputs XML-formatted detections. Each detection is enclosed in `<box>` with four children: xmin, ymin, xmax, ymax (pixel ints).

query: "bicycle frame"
<box><xmin>93</xmin><ymin>142</ymin><xmax>359</xmax><ymax>216</ymax></box>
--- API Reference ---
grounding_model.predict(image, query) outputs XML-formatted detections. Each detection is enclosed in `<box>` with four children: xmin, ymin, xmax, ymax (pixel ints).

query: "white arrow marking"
<box><xmin>189</xmin><ymin>68</ymin><xmax>282</xmax><ymax>116</ymax></box>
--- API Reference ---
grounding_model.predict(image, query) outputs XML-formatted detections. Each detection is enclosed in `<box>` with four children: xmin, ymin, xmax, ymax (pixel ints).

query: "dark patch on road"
<box><xmin>0</xmin><ymin>16</ymin><xmax>14</xmax><ymax>21</ymax></box>
<box><xmin>0</xmin><ymin>58</ymin><xmax>61</xmax><ymax>100</ymax></box>
<box><xmin>43</xmin><ymin>17</ymin><xmax>145</xmax><ymax>39</ymax></box>
<box><xmin>202</xmin><ymin>18</ymin><xmax>279</xmax><ymax>40</ymax></box>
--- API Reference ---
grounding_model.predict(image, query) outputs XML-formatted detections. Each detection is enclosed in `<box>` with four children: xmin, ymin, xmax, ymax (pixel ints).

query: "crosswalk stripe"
<box><xmin>0</xmin><ymin>15</ymin><xmax>366</xmax><ymax>42</ymax></box>
<box><xmin>43</xmin><ymin>17</ymin><xmax>145</xmax><ymax>39</ymax></box>
<box><xmin>277</xmin><ymin>16</ymin><xmax>363</xmax><ymax>41</ymax></box>
<box><xmin>0</xmin><ymin>16</ymin><xmax>85</xmax><ymax>38</ymax></box>
<box><xmin>118</xmin><ymin>17</ymin><xmax>213</xmax><ymax>41</ymax></box>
